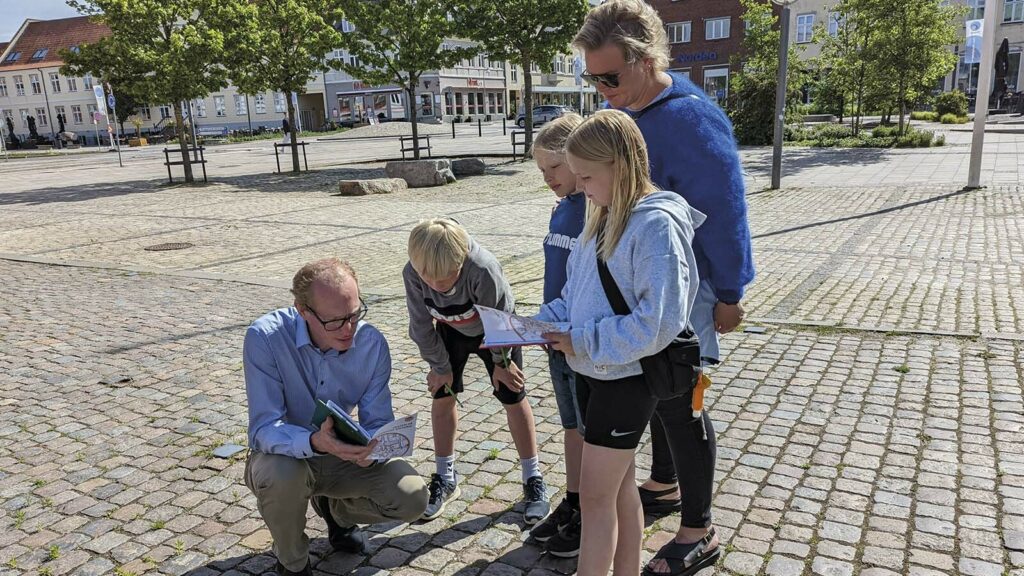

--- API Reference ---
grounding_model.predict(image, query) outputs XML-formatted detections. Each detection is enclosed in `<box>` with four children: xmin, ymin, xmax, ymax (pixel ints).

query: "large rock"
<box><xmin>451</xmin><ymin>158</ymin><xmax>486</xmax><ymax>176</ymax></box>
<box><xmin>385</xmin><ymin>159</ymin><xmax>456</xmax><ymax>188</ymax></box>
<box><xmin>337</xmin><ymin>178</ymin><xmax>407</xmax><ymax>196</ymax></box>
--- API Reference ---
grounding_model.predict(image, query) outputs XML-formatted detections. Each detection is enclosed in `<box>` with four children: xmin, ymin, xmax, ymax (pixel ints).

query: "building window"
<box><xmin>497</xmin><ymin>93</ymin><xmax>504</xmax><ymax>113</ymax></box>
<box><xmin>667</xmin><ymin>22</ymin><xmax>691</xmax><ymax>44</ymax></box>
<box><xmin>67</xmin><ymin>77</ymin><xmax>78</xmax><ymax>92</ymax></box>
<box><xmin>706</xmin><ymin>17</ymin><xmax>730</xmax><ymax>40</ymax></box>
<box><xmin>87</xmin><ymin>104</ymin><xmax>97</xmax><ymax>122</ymax></box>
<box><xmin>339</xmin><ymin>19</ymin><xmax>355</xmax><ymax>32</ymax></box>
<box><xmin>234</xmin><ymin>94</ymin><xmax>247</xmax><ymax>115</ymax></box>
<box><xmin>140</xmin><ymin>106</ymin><xmax>152</xmax><ymax>120</ymax></box>
<box><xmin>445</xmin><ymin>92</ymin><xmax>453</xmax><ymax>115</ymax></box>
<box><xmin>214</xmin><ymin>96</ymin><xmax>226</xmax><ymax>116</ymax></box>
<box><xmin>55</xmin><ymin>105</ymin><xmax>65</xmax><ymax>126</ymax></box>
<box><xmin>703</xmin><ymin>66</ymin><xmax>730</xmax><ymax>104</ymax></box>
<box><xmin>83</xmin><ymin>74</ymin><xmax>93</xmax><ymax>90</ymax></box>
<box><xmin>50</xmin><ymin>73</ymin><xmax>62</xmax><ymax>93</ymax></box>
<box><xmin>72</xmin><ymin>105</ymin><xmax>83</xmax><ymax>124</ymax></box>
<box><xmin>14</xmin><ymin>76</ymin><xmax>25</xmax><ymax>96</ymax></box>
<box><xmin>160</xmin><ymin>105</ymin><xmax>171</xmax><ymax>119</ymax></box>
<box><xmin>828</xmin><ymin>12</ymin><xmax>843</xmax><ymax>37</ymax></box>
<box><xmin>30</xmin><ymin>74</ymin><xmax>42</xmax><ymax>95</ymax></box>
<box><xmin>488</xmin><ymin>92</ymin><xmax>496</xmax><ymax>114</ymax></box>
<box><xmin>254</xmin><ymin>94</ymin><xmax>266</xmax><ymax>114</ymax></box>
<box><xmin>20</xmin><ymin>109</ymin><xmax>29</xmax><ymax>127</ymax></box>
<box><xmin>0</xmin><ymin>78</ymin><xmax>6</xmax><ymax>97</ymax></box>
<box><xmin>195</xmin><ymin>99</ymin><xmax>206</xmax><ymax>117</ymax></box>
<box><xmin>455</xmin><ymin>92</ymin><xmax>464</xmax><ymax>115</ymax></box>
<box><xmin>1006</xmin><ymin>0</ymin><xmax>1024</xmax><ymax>22</ymax></box>
<box><xmin>30</xmin><ymin>48</ymin><xmax>48</xmax><ymax>60</ymax></box>
<box><xmin>796</xmin><ymin>14</ymin><xmax>815</xmax><ymax>43</ymax></box>
<box><xmin>511</xmin><ymin>66</ymin><xmax>518</xmax><ymax>84</ymax></box>
<box><xmin>4</xmin><ymin>52</ymin><xmax>21</xmax><ymax>63</ymax></box>
<box><xmin>35</xmin><ymin>107</ymin><xmax>48</xmax><ymax>126</ymax></box>
<box><xmin>275</xmin><ymin>92</ymin><xmax>286</xmax><ymax>113</ymax></box>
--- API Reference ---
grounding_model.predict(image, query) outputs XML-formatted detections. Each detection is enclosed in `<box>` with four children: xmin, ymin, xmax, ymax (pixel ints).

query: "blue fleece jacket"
<box><xmin>535</xmin><ymin>192</ymin><xmax>706</xmax><ymax>381</ymax></box>
<box><xmin>618</xmin><ymin>73</ymin><xmax>755</xmax><ymax>304</ymax></box>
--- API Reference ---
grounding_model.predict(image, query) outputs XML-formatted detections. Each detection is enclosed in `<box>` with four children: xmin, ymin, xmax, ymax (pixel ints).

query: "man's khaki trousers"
<box><xmin>246</xmin><ymin>451</ymin><xmax>428</xmax><ymax>571</ymax></box>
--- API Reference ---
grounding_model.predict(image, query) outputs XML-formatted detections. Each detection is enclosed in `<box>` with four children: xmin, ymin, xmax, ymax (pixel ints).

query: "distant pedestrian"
<box><xmin>282</xmin><ymin>116</ymin><xmax>291</xmax><ymax>144</ymax></box>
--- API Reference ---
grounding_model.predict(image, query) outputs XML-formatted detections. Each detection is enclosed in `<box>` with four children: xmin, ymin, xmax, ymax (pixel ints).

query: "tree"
<box><xmin>221</xmin><ymin>0</ymin><xmax>344</xmax><ymax>172</ymax></box>
<box><xmin>727</xmin><ymin>0</ymin><xmax>807</xmax><ymax>145</ymax></box>
<box><xmin>334</xmin><ymin>0</ymin><xmax>476</xmax><ymax>160</ymax></box>
<box><xmin>453</xmin><ymin>0</ymin><xmax>589</xmax><ymax>155</ymax></box>
<box><xmin>63</xmin><ymin>0</ymin><xmax>227</xmax><ymax>183</ymax></box>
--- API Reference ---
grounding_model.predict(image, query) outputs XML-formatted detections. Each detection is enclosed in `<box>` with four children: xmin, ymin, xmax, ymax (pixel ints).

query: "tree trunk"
<box><xmin>408</xmin><ymin>82</ymin><xmax>420</xmax><ymax>160</ymax></box>
<box><xmin>853</xmin><ymin>62</ymin><xmax>866</xmax><ymax>136</ymax></box>
<box><xmin>523</xmin><ymin>59</ymin><xmax>534</xmax><ymax>158</ymax></box>
<box><xmin>173</xmin><ymin>101</ymin><xmax>194</xmax><ymax>183</ymax></box>
<box><xmin>287</xmin><ymin>95</ymin><xmax>300</xmax><ymax>173</ymax></box>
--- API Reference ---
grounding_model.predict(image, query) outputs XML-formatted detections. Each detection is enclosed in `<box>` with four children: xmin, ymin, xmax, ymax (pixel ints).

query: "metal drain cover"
<box><xmin>144</xmin><ymin>242</ymin><xmax>194</xmax><ymax>251</ymax></box>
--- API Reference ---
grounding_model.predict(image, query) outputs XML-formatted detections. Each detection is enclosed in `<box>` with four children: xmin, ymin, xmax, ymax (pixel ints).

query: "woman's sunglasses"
<box><xmin>581</xmin><ymin>70</ymin><xmax>621</xmax><ymax>89</ymax></box>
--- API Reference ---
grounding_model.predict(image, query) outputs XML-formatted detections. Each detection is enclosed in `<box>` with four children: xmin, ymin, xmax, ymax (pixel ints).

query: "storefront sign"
<box><xmin>675</xmin><ymin>51</ymin><xmax>719</xmax><ymax>64</ymax></box>
<box><xmin>467</xmin><ymin>78</ymin><xmax>480</xmax><ymax>87</ymax></box>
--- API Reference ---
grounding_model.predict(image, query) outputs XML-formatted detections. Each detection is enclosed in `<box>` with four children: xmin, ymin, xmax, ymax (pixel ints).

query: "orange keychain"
<box><xmin>692</xmin><ymin>372</ymin><xmax>712</xmax><ymax>418</ymax></box>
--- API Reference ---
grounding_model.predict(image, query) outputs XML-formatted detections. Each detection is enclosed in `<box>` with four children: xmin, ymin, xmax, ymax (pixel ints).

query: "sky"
<box><xmin>1</xmin><ymin>0</ymin><xmax>81</xmax><ymax>42</ymax></box>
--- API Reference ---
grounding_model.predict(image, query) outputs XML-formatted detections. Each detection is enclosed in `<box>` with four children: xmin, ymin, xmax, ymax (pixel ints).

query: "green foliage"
<box><xmin>728</xmin><ymin>0</ymin><xmax>807</xmax><ymax>145</ymax></box>
<box><xmin>786</xmin><ymin>122</ymin><xmax>940</xmax><ymax>147</ymax></box>
<box><xmin>336</xmin><ymin>0</ymin><xmax>477</xmax><ymax>159</ymax></box>
<box><xmin>940</xmin><ymin>113</ymin><xmax>966</xmax><ymax>124</ymax></box>
<box><xmin>910</xmin><ymin>111</ymin><xmax>939</xmax><ymax>121</ymax></box>
<box><xmin>934</xmin><ymin>90</ymin><xmax>969</xmax><ymax>117</ymax></box>
<box><xmin>871</xmin><ymin>125</ymin><xmax>899</xmax><ymax>137</ymax></box>
<box><xmin>47</xmin><ymin>545</ymin><xmax>60</xmax><ymax>560</ymax></box>
<box><xmin>453</xmin><ymin>0</ymin><xmax>589</xmax><ymax>152</ymax></box>
<box><xmin>63</xmin><ymin>0</ymin><xmax>228</xmax><ymax>183</ymax></box>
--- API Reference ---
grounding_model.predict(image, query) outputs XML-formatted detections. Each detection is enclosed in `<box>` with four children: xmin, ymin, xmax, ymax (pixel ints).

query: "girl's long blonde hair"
<box><xmin>566</xmin><ymin>109</ymin><xmax>656</xmax><ymax>261</ymax></box>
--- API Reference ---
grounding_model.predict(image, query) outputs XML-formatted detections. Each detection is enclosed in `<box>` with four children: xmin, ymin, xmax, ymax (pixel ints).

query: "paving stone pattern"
<box><xmin>1</xmin><ymin>150</ymin><xmax>1023</xmax><ymax>575</ymax></box>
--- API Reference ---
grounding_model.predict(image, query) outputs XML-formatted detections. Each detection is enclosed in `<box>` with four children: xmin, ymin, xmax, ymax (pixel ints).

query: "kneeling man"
<box><xmin>244</xmin><ymin>258</ymin><xmax>428</xmax><ymax>576</ymax></box>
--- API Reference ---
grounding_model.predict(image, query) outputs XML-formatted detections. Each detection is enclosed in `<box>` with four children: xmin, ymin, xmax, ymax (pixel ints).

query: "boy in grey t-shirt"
<box><xmin>404</xmin><ymin>218</ymin><xmax>549</xmax><ymax>525</ymax></box>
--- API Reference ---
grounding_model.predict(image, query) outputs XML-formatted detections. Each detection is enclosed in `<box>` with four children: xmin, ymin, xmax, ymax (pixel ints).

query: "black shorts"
<box><xmin>576</xmin><ymin>372</ymin><xmax>658</xmax><ymax>450</ymax></box>
<box><xmin>433</xmin><ymin>322</ymin><xmax>526</xmax><ymax>405</ymax></box>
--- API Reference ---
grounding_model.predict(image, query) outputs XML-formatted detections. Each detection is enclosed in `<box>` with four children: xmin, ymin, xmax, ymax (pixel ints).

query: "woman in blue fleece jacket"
<box><xmin>537</xmin><ymin>109</ymin><xmax>713</xmax><ymax>576</ymax></box>
<box><xmin>572</xmin><ymin>1</ymin><xmax>756</xmax><ymax>575</ymax></box>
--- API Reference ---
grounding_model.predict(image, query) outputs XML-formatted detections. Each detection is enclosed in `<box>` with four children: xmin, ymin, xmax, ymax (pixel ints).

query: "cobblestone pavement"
<box><xmin>1</xmin><ymin>150</ymin><xmax>1024</xmax><ymax>576</ymax></box>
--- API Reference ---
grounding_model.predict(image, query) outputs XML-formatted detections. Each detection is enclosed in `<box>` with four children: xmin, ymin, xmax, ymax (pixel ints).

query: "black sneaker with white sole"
<box><xmin>523</xmin><ymin>476</ymin><xmax>551</xmax><ymax>526</ymax></box>
<box><xmin>530</xmin><ymin>496</ymin><xmax>576</xmax><ymax>542</ymax></box>
<box><xmin>422</xmin><ymin>473</ymin><xmax>460</xmax><ymax>521</ymax></box>
<box><xmin>545</xmin><ymin>509</ymin><xmax>582</xmax><ymax>558</ymax></box>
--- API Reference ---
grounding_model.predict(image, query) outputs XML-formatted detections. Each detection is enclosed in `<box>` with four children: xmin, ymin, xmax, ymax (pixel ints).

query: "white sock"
<box><xmin>436</xmin><ymin>455</ymin><xmax>456</xmax><ymax>483</ymax></box>
<box><xmin>521</xmin><ymin>456</ymin><xmax>541</xmax><ymax>483</ymax></box>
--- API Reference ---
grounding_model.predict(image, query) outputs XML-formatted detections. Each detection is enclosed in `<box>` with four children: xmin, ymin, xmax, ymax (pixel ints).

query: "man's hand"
<box><xmin>426</xmin><ymin>369</ymin><xmax>454</xmax><ymax>395</ymax></box>
<box><xmin>543</xmin><ymin>332</ymin><xmax>575</xmax><ymax>356</ymax></box>
<box><xmin>714</xmin><ymin>302</ymin><xmax>745</xmax><ymax>334</ymax></box>
<box><xmin>492</xmin><ymin>360</ymin><xmax>525</xmax><ymax>393</ymax></box>
<box><xmin>311</xmin><ymin>418</ymin><xmax>378</xmax><ymax>466</ymax></box>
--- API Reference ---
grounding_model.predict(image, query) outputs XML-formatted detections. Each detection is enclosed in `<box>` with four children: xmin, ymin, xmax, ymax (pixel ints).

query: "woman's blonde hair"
<box><xmin>567</xmin><ymin>110</ymin><xmax>656</xmax><ymax>262</ymax></box>
<box><xmin>533</xmin><ymin>112</ymin><xmax>584</xmax><ymax>154</ymax></box>
<box><xmin>573</xmin><ymin>0</ymin><xmax>671</xmax><ymax>72</ymax></box>
<box><xmin>291</xmin><ymin>258</ymin><xmax>358</xmax><ymax>309</ymax></box>
<box><xmin>408</xmin><ymin>218</ymin><xmax>471</xmax><ymax>279</ymax></box>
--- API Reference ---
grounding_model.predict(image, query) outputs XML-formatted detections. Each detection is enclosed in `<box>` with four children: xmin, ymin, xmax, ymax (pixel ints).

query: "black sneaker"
<box><xmin>545</xmin><ymin>510</ymin><xmax>581</xmax><ymax>558</ymax></box>
<box><xmin>312</xmin><ymin>496</ymin><xmax>368</xmax><ymax>554</ymax></box>
<box><xmin>274</xmin><ymin>560</ymin><xmax>312</xmax><ymax>576</ymax></box>
<box><xmin>422</xmin><ymin>473</ymin><xmax>460</xmax><ymax>520</ymax></box>
<box><xmin>530</xmin><ymin>496</ymin><xmax>576</xmax><ymax>542</ymax></box>
<box><xmin>523</xmin><ymin>476</ymin><xmax>551</xmax><ymax>526</ymax></box>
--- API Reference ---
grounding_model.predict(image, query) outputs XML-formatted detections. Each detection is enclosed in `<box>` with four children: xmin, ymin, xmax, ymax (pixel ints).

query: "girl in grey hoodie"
<box><xmin>536</xmin><ymin>109</ymin><xmax>717</xmax><ymax>576</ymax></box>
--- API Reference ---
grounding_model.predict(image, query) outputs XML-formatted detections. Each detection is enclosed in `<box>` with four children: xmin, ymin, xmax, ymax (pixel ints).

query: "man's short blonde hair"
<box><xmin>291</xmin><ymin>258</ymin><xmax>358</xmax><ymax>309</ymax></box>
<box><xmin>408</xmin><ymin>218</ymin><xmax>470</xmax><ymax>280</ymax></box>
<box><xmin>573</xmin><ymin>0</ymin><xmax>671</xmax><ymax>72</ymax></box>
<box><xmin>533</xmin><ymin>112</ymin><xmax>584</xmax><ymax>155</ymax></box>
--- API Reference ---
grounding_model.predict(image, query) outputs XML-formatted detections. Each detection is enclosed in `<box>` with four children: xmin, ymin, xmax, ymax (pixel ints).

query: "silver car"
<box><xmin>516</xmin><ymin>105</ymin><xmax>570</xmax><ymax>128</ymax></box>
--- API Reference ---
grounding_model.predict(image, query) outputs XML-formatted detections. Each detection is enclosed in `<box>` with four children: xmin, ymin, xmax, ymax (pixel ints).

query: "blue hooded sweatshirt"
<box><xmin>535</xmin><ymin>192</ymin><xmax>706</xmax><ymax>381</ymax></box>
<box><xmin>619</xmin><ymin>73</ymin><xmax>755</xmax><ymax>304</ymax></box>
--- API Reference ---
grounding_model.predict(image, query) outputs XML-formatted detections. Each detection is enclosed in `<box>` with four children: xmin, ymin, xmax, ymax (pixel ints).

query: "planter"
<box><xmin>129</xmin><ymin>137</ymin><xmax>148</xmax><ymax>147</ymax></box>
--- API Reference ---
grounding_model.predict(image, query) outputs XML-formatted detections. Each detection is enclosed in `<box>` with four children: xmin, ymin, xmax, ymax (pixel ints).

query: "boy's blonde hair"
<box><xmin>573</xmin><ymin>0</ymin><xmax>671</xmax><ymax>73</ymax></box>
<box><xmin>566</xmin><ymin>109</ymin><xmax>656</xmax><ymax>262</ymax></box>
<box><xmin>533</xmin><ymin>112</ymin><xmax>584</xmax><ymax>154</ymax></box>
<box><xmin>408</xmin><ymin>218</ymin><xmax>471</xmax><ymax>279</ymax></box>
<box><xmin>291</xmin><ymin>258</ymin><xmax>358</xmax><ymax>308</ymax></box>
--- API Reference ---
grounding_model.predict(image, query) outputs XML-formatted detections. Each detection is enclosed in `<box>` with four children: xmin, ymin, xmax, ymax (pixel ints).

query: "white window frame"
<box><xmin>29</xmin><ymin>74</ymin><xmax>42</xmax><ymax>95</ymax></box>
<box><xmin>667</xmin><ymin>22</ymin><xmax>692</xmax><ymax>44</ymax></box>
<box><xmin>71</xmin><ymin>104</ymin><xmax>83</xmax><ymax>124</ymax></box>
<box><xmin>35</xmin><ymin>107</ymin><xmax>48</xmax><ymax>126</ymax></box>
<box><xmin>20</xmin><ymin>108</ymin><xmax>29</xmax><ymax>127</ymax></box>
<box><xmin>706</xmin><ymin>17</ymin><xmax>731</xmax><ymax>41</ymax></box>
<box><xmin>254</xmin><ymin>94</ymin><xmax>266</xmax><ymax>114</ymax></box>
<box><xmin>195</xmin><ymin>99</ymin><xmax>206</xmax><ymax>117</ymax></box>
<box><xmin>54</xmin><ymin>105</ymin><xmax>65</xmax><ymax>125</ymax></box>
<box><xmin>0</xmin><ymin>77</ymin><xmax>7</xmax><ymax>97</ymax></box>
<box><xmin>159</xmin><ymin>105</ymin><xmax>171</xmax><ymax>119</ymax></box>
<box><xmin>140</xmin><ymin>106</ymin><xmax>152</xmax><ymax>120</ymax></box>
<box><xmin>234</xmin><ymin>93</ymin><xmax>247</xmax><ymax>115</ymax></box>
<box><xmin>828</xmin><ymin>12</ymin><xmax>843</xmax><ymax>37</ymax></box>
<box><xmin>796</xmin><ymin>13</ymin><xmax>815</xmax><ymax>44</ymax></box>
<box><xmin>703</xmin><ymin>66</ymin><xmax>730</xmax><ymax>103</ymax></box>
<box><xmin>83</xmin><ymin>74</ymin><xmax>93</xmax><ymax>90</ymax></box>
<box><xmin>49</xmin><ymin>72</ymin><xmax>61</xmax><ymax>93</ymax></box>
<box><xmin>214</xmin><ymin>96</ymin><xmax>226</xmax><ymax>117</ymax></box>
<box><xmin>67</xmin><ymin>77</ymin><xmax>78</xmax><ymax>92</ymax></box>
<box><xmin>1006</xmin><ymin>0</ymin><xmax>1024</xmax><ymax>22</ymax></box>
<box><xmin>274</xmin><ymin>92</ymin><xmax>286</xmax><ymax>113</ymax></box>
<box><xmin>14</xmin><ymin>76</ymin><xmax>25</xmax><ymax>96</ymax></box>
<box><xmin>86</xmin><ymin>104</ymin><xmax>97</xmax><ymax>123</ymax></box>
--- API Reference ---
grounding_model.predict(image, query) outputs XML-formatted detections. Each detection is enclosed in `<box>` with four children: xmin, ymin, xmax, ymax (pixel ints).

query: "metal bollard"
<box><xmin>477</xmin><ymin>118</ymin><xmax>482</xmax><ymax>137</ymax></box>
<box><xmin>452</xmin><ymin>120</ymin><xmax>456</xmax><ymax>139</ymax></box>
<box><xmin>502</xmin><ymin>117</ymin><xmax>507</xmax><ymax>136</ymax></box>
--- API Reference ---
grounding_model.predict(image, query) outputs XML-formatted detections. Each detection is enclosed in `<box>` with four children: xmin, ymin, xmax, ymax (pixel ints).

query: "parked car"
<box><xmin>516</xmin><ymin>105</ymin><xmax>571</xmax><ymax>128</ymax></box>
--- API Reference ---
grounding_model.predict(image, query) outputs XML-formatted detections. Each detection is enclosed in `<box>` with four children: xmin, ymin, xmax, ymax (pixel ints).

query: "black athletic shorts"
<box><xmin>576</xmin><ymin>372</ymin><xmax>658</xmax><ymax>450</ymax></box>
<box><xmin>432</xmin><ymin>322</ymin><xmax>526</xmax><ymax>405</ymax></box>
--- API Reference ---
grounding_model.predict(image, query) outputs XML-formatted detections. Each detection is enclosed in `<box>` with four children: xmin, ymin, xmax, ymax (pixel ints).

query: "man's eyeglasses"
<box><xmin>306</xmin><ymin>299</ymin><xmax>368</xmax><ymax>331</ymax></box>
<box><xmin>581</xmin><ymin>69</ymin><xmax>621</xmax><ymax>89</ymax></box>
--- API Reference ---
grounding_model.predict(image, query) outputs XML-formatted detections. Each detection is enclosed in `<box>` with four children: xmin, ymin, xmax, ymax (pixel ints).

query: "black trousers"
<box><xmin>648</xmin><ymin>391</ymin><xmax>717</xmax><ymax>529</ymax></box>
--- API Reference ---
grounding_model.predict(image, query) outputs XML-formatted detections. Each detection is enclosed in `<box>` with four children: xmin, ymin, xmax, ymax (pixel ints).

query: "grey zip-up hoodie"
<box><xmin>535</xmin><ymin>192</ymin><xmax>705</xmax><ymax>381</ymax></box>
<box><xmin>403</xmin><ymin>239</ymin><xmax>514</xmax><ymax>374</ymax></box>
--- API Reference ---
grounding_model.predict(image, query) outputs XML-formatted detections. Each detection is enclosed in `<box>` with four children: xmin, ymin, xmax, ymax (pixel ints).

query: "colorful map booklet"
<box><xmin>312</xmin><ymin>399</ymin><xmax>418</xmax><ymax>460</ymax></box>
<box><xmin>474</xmin><ymin>305</ymin><xmax>571</xmax><ymax>348</ymax></box>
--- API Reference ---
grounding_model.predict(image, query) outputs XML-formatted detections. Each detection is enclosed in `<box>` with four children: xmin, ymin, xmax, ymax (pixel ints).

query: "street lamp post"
<box><xmin>770</xmin><ymin>0</ymin><xmax>798</xmax><ymax>190</ymax></box>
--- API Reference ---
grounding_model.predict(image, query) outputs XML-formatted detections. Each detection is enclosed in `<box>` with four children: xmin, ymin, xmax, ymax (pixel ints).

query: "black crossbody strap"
<box><xmin>597</xmin><ymin>256</ymin><xmax>630</xmax><ymax>316</ymax></box>
<box><xmin>631</xmin><ymin>94</ymin><xmax>692</xmax><ymax>121</ymax></box>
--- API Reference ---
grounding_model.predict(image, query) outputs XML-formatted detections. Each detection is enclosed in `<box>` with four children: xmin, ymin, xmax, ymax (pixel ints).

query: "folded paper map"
<box><xmin>474</xmin><ymin>305</ymin><xmax>571</xmax><ymax>348</ymax></box>
<box><xmin>312</xmin><ymin>399</ymin><xmax>418</xmax><ymax>459</ymax></box>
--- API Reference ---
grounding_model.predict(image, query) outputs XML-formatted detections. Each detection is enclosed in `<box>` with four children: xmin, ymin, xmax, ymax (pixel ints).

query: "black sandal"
<box><xmin>642</xmin><ymin>527</ymin><xmax>720</xmax><ymax>576</ymax></box>
<box><xmin>639</xmin><ymin>485</ymin><xmax>681</xmax><ymax>515</ymax></box>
